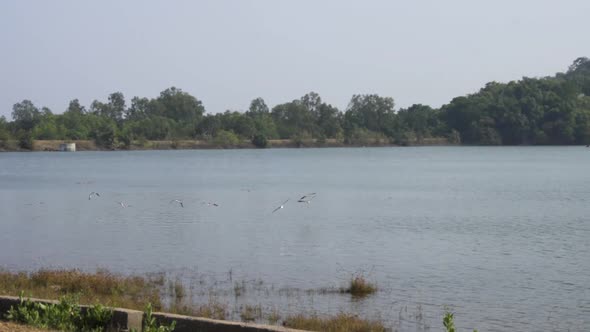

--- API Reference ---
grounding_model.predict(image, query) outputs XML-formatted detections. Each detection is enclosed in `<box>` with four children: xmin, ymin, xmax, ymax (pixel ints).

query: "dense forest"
<box><xmin>1</xmin><ymin>57</ymin><xmax>590</xmax><ymax>149</ymax></box>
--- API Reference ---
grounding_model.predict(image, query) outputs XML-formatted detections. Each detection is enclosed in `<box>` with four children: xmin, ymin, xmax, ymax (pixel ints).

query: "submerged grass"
<box><xmin>168</xmin><ymin>300</ymin><xmax>228</xmax><ymax>320</ymax></box>
<box><xmin>283</xmin><ymin>313</ymin><xmax>387</xmax><ymax>332</ymax></box>
<box><xmin>239</xmin><ymin>304</ymin><xmax>262</xmax><ymax>322</ymax></box>
<box><xmin>341</xmin><ymin>275</ymin><xmax>377</xmax><ymax>298</ymax></box>
<box><xmin>0</xmin><ymin>268</ymin><xmax>391</xmax><ymax>331</ymax></box>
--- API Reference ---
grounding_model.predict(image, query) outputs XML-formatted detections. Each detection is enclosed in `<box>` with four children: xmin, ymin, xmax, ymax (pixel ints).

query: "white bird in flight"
<box><xmin>116</xmin><ymin>201</ymin><xmax>130</xmax><ymax>208</ymax></box>
<box><xmin>88</xmin><ymin>192</ymin><xmax>100</xmax><ymax>200</ymax></box>
<box><xmin>170</xmin><ymin>199</ymin><xmax>184</xmax><ymax>208</ymax></box>
<box><xmin>272</xmin><ymin>199</ymin><xmax>290</xmax><ymax>213</ymax></box>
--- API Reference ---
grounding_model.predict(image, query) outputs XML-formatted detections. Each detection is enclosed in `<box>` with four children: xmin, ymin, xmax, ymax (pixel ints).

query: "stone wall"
<box><xmin>0</xmin><ymin>295</ymin><xmax>309</xmax><ymax>332</ymax></box>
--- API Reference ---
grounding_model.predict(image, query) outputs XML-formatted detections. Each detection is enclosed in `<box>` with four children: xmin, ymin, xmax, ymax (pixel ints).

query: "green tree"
<box><xmin>126</xmin><ymin>97</ymin><xmax>150</xmax><ymax>120</ymax></box>
<box><xmin>397</xmin><ymin>104</ymin><xmax>442</xmax><ymax>141</ymax></box>
<box><xmin>246</xmin><ymin>97</ymin><xmax>270</xmax><ymax>117</ymax></box>
<box><xmin>0</xmin><ymin>116</ymin><xmax>11</xmax><ymax>141</ymax></box>
<box><xmin>272</xmin><ymin>100</ymin><xmax>315</xmax><ymax>139</ymax></box>
<box><xmin>196</xmin><ymin>114</ymin><xmax>222</xmax><ymax>139</ymax></box>
<box><xmin>155</xmin><ymin>87</ymin><xmax>205</xmax><ymax>123</ymax></box>
<box><xmin>66</xmin><ymin>99</ymin><xmax>86</xmax><ymax>114</ymax></box>
<box><xmin>61</xmin><ymin>101</ymin><xmax>93</xmax><ymax>140</ymax></box>
<box><xmin>246</xmin><ymin>97</ymin><xmax>278</xmax><ymax>139</ymax></box>
<box><xmin>90</xmin><ymin>117</ymin><xmax>118</xmax><ymax>149</ymax></box>
<box><xmin>343</xmin><ymin>94</ymin><xmax>396</xmax><ymax>141</ymax></box>
<box><xmin>567</xmin><ymin>57</ymin><xmax>590</xmax><ymax>95</ymax></box>
<box><xmin>12</xmin><ymin>100</ymin><xmax>41</xmax><ymax>131</ymax></box>
<box><xmin>300</xmin><ymin>92</ymin><xmax>343</xmax><ymax>138</ymax></box>
<box><xmin>90</xmin><ymin>92</ymin><xmax>126</xmax><ymax>124</ymax></box>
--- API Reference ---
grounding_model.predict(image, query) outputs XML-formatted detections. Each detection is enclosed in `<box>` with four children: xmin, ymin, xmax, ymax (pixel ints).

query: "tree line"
<box><xmin>1</xmin><ymin>57</ymin><xmax>589</xmax><ymax>149</ymax></box>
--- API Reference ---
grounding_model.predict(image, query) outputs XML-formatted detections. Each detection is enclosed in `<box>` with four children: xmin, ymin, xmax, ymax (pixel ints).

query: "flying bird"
<box><xmin>272</xmin><ymin>199</ymin><xmax>290</xmax><ymax>213</ymax></box>
<box><xmin>170</xmin><ymin>199</ymin><xmax>184</xmax><ymax>208</ymax></box>
<box><xmin>207</xmin><ymin>202</ymin><xmax>219</xmax><ymax>207</ymax></box>
<box><xmin>88</xmin><ymin>192</ymin><xmax>100</xmax><ymax>200</ymax></box>
<box><xmin>116</xmin><ymin>201</ymin><xmax>130</xmax><ymax>208</ymax></box>
<box><xmin>298</xmin><ymin>193</ymin><xmax>317</xmax><ymax>203</ymax></box>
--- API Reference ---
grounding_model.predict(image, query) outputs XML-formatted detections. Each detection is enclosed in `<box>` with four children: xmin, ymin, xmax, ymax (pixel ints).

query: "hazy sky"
<box><xmin>1</xmin><ymin>0</ymin><xmax>589</xmax><ymax>118</ymax></box>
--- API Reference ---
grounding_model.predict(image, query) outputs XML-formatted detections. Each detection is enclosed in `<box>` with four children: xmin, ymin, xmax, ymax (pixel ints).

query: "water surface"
<box><xmin>1</xmin><ymin>147</ymin><xmax>589</xmax><ymax>331</ymax></box>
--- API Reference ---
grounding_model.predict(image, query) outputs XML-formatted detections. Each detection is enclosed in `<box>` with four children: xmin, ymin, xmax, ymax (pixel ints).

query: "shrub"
<box><xmin>251</xmin><ymin>134</ymin><xmax>268</xmax><ymax>148</ymax></box>
<box><xmin>141</xmin><ymin>303</ymin><xmax>176</xmax><ymax>332</ymax></box>
<box><xmin>92</xmin><ymin>122</ymin><xmax>117</xmax><ymax>149</ymax></box>
<box><xmin>443</xmin><ymin>311</ymin><xmax>478</xmax><ymax>332</ymax></box>
<box><xmin>117</xmin><ymin>128</ymin><xmax>133</xmax><ymax>149</ymax></box>
<box><xmin>5</xmin><ymin>293</ymin><xmax>113</xmax><ymax>332</ymax></box>
<box><xmin>316</xmin><ymin>133</ymin><xmax>327</xmax><ymax>145</ymax></box>
<box><xmin>213</xmin><ymin>130</ymin><xmax>239</xmax><ymax>147</ymax></box>
<box><xmin>18</xmin><ymin>131</ymin><xmax>34</xmax><ymax>150</ymax></box>
<box><xmin>341</xmin><ymin>274</ymin><xmax>377</xmax><ymax>298</ymax></box>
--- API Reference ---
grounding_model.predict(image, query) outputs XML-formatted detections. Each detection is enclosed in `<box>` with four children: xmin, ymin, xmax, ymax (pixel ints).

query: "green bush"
<box><xmin>213</xmin><ymin>130</ymin><xmax>239</xmax><ymax>147</ymax></box>
<box><xmin>17</xmin><ymin>131</ymin><xmax>34</xmax><ymax>150</ymax></box>
<box><xmin>6</xmin><ymin>293</ymin><xmax>113</xmax><ymax>332</ymax></box>
<box><xmin>443</xmin><ymin>311</ymin><xmax>478</xmax><ymax>332</ymax></box>
<box><xmin>141</xmin><ymin>303</ymin><xmax>176</xmax><ymax>332</ymax></box>
<box><xmin>91</xmin><ymin>121</ymin><xmax>117</xmax><ymax>149</ymax></box>
<box><xmin>80</xmin><ymin>304</ymin><xmax>114</xmax><ymax>332</ymax></box>
<box><xmin>251</xmin><ymin>134</ymin><xmax>268</xmax><ymax>148</ymax></box>
<box><xmin>340</xmin><ymin>274</ymin><xmax>377</xmax><ymax>298</ymax></box>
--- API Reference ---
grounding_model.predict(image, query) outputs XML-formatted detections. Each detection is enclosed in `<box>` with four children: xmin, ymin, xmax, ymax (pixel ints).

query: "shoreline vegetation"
<box><xmin>0</xmin><ymin>268</ymin><xmax>385</xmax><ymax>331</ymax></box>
<box><xmin>0</xmin><ymin>137</ymin><xmax>449</xmax><ymax>152</ymax></box>
<box><xmin>1</xmin><ymin>57</ymin><xmax>590</xmax><ymax>152</ymax></box>
<box><xmin>0</xmin><ymin>269</ymin><xmax>475</xmax><ymax>332</ymax></box>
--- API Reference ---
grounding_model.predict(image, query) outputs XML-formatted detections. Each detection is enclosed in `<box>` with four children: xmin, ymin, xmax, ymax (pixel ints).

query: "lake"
<box><xmin>1</xmin><ymin>147</ymin><xmax>589</xmax><ymax>331</ymax></box>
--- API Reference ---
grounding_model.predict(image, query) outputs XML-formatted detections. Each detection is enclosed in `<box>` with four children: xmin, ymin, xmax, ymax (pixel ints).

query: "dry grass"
<box><xmin>239</xmin><ymin>304</ymin><xmax>262</xmax><ymax>322</ymax></box>
<box><xmin>0</xmin><ymin>269</ymin><xmax>391</xmax><ymax>331</ymax></box>
<box><xmin>266</xmin><ymin>308</ymin><xmax>281</xmax><ymax>325</ymax></box>
<box><xmin>169</xmin><ymin>279</ymin><xmax>185</xmax><ymax>301</ymax></box>
<box><xmin>169</xmin><ymin>300</ymin><xmax>228</xmax><ymax>320</ymax></box>
<box><xmin>130</xmin><ymin>140</ymin><xmax>255</xmax><ymax>150</ymax></box>
<box><xmin>0</xmin><ymin>269</ymin><xmax>162</xmax><ymax>311</ymax></box>
<box><xmin>283</xmin><ymin>313</ymin><xmax>386</xmax><ymax>332</ymax></box>
<box><xmin>341</xmin><ymin>275</ymin><xmax>377</xmax><ymax>298</ymax></box>
<box><xmin>0</xmin><ymin>321</ymin><xmax>57</xmax><ymax>332</ymax></box>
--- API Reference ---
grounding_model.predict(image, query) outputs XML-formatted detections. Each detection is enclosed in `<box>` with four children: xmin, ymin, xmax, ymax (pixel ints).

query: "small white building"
<box><xmin>59</xmin><ymin>143</ymin><xmax>76</xmax><ymax>152</ymax></box>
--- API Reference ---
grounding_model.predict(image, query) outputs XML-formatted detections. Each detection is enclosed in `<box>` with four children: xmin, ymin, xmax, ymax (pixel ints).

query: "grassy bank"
<box><xmin>0</xmin><ymin>137</ymin><xmax>450</xmax><ymax>152</ymax></box>
<box><xmin>0</xmin><ymin>269</ymin><xmax>163</xmax><ymax>311</ymax></box>
<box><xmin>0</xmin><ymin>269</ymin><xmax>385</xmax><ymax>331</ymax></box>
<box><xmin>0</xmin><ymin>269</ymin><xmax>481</xmax><ymax>331</ymax></box>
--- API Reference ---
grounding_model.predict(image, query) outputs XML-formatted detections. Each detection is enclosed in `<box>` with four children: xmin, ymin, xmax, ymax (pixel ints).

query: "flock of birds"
<box><xmin>88</xmin><ymin>191</ymin><xmax>131</xmax><ymax>208</ymax></box>
<box><xmin>271</xmin><ymin>193</ymin><xmax>317</xmax><ymax>213</ymax></box>
<box><xmin>87</xmin><ymin>190</ymin><xmax>316</xmax><ymax>213</ymax></box>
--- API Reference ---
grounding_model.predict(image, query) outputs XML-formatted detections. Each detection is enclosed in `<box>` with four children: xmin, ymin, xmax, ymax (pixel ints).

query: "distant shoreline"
<box><xmin>0</xmin><ymin>137</ymin><xmax>451</xmax><ymax>152</ymax></box>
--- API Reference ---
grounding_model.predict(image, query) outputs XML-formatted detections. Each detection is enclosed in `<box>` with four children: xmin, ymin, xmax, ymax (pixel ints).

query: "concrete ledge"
<box><xmin>0</xmin><ymin>295</ymin><xmax>59</xmax><ymax>317</ymax></box>
<box><xmin>0</xmin><ymin>295</ymin><xmax>311</xmax><ymax>332</ymax></box>
<box><xmin>105</xmin><ymin>307</ymin><xmax>143</xmax><ymax>331</ymax></box>
<box><xmin>152</xmin><ymin>312</ymin><xmax>310</xmax><ymax>332</ymax></box>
